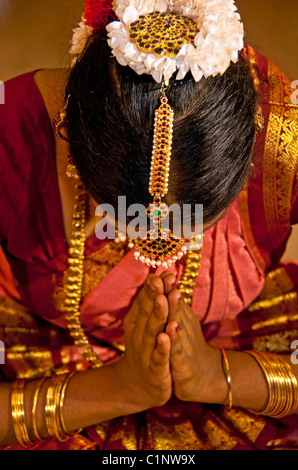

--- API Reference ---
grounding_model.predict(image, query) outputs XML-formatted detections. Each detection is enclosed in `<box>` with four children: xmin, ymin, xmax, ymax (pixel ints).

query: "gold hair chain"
<box><xmin>134</xmin><ymin>82</ymin><xmax>189</xmax><ymax>269</ymax></box>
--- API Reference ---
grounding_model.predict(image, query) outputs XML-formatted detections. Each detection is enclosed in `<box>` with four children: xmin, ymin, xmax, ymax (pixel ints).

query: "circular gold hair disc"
<box><xmin>129</xmin><ymin>12</ymin><xmax>198</xmax><ymax>59</ymax></box>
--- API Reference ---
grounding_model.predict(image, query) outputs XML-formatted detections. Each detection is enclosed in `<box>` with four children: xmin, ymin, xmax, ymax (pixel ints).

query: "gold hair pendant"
<box><xmin>134</xmin><ymin>84</ymin><xmax>186</xmax><ymax>269</ymax></box>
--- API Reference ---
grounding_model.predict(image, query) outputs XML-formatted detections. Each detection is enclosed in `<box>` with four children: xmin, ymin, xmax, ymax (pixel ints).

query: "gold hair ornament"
<box><xmin>129</xmin><ymin>12</ymin><xmax>198</xmax><ymax>59</ymax></box>
<box><xmin>53</xmin><ymin>95</ymin><xmax>81</xmax><ymax>180</ymax></box>
<box><xmin>134</xmin><ymin>83</ymin><xmax>188</xmax><ymax>269</ymax></box>
<box><xmin>245</xmin><ymin>47</ymin><xmax>265</xmax><ymax>134</ymax></box>
<box><xmin>255</xmin><ymin>106</ymin><xmax>265</xmax><ymax>134</ymax></box>
<box><xmin>53</xmin><ymin>95</ymin><xmax>70</xmax><ymax>142</ymax></box>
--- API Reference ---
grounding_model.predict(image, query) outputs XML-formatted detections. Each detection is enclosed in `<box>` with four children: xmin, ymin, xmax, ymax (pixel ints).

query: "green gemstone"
<box><xmin>157</xmin><ymin>242</ymin><xmax>162</xmax><ymax>247</ymax></box>
<box><xmin>153</xmin><ymin>210</ymin><xmax>162</xmax><ymax>217</ymax></box>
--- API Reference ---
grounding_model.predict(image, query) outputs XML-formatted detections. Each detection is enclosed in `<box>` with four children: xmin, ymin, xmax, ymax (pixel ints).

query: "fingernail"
<box><xmin>175</xmin><ymin>324</ymin><xmax>179</xmax><ymax>333</ymax></box>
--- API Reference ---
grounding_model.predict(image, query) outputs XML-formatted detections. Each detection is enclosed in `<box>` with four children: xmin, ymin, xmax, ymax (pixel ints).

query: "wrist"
<box><xmin>61</xmin><ymin>362</ymin><xmax>143</xmax><ymax>432</ymax></box>
<box><xmin>179</xmin><ymin>346</ymin><xmax>228</xmax><ymax>404</ymax></box>
<box><xmin>110</xmin><ymin>358</ymin><xmax>152</xmax><ymax>415</ymax></box>
<box><xmin>97</xmin><ymin>360</ymin><xmax>146</xmax><ymax>417</ymax></box>
<box><xmin>206</xmin><ymin>346</ymin><xmax>230</xmax><ymax>405</ymax></box>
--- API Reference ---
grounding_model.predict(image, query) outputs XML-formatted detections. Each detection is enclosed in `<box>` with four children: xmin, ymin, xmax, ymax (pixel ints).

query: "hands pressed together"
<box><xmin>117</xmin><ymin>271</ymin><xmax>226</xmax><ymax>412</ymax></box>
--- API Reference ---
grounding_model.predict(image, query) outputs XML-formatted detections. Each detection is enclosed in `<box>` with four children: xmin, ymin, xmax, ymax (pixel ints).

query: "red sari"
<box><xmin>0</xmin><ymin>47</ymin><xmax>298</xmax><ymax>450</ymax></box>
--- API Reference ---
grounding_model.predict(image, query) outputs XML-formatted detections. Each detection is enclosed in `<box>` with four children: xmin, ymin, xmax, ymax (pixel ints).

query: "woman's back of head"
<box><xmin>65</xmin><ymin>32</ymin><xmax>258</xmax><ymax>225</ymax></box>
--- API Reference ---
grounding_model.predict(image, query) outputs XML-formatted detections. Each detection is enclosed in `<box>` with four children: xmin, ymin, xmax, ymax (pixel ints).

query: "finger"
<box><xmin>168</xmin><ymin>289</ymin><xmax>202</xmax><ymax>343</ymax></box>
<box><xmin>166</xmin><ymin>291</ymin><xmax>192</xmax><ymax>356</ymax></box>
<box><xmin>182</xmin><ymin>302</ymin><xmax>203</xmax><ymax>340</ymax></box>
<box><xmin>129</xmin><ymin>274</ymin><xmax>164</xmax><ymax>326</ymax></box>
<box><xmin>143</xmin><ymin>294</ymin><xmax>169</xmax><ymax>349</ymax></box>
<box><xmin>167</xmin><ymin>288</ymin><xmax>183</xmax><ymax>323</ymax></box>
<box><xmin>166</xmin><ymin>320</ymin><xmax>183</xmax><ymax>357</ymax></box>
<box><xmin>150</xmin><ymin>333</ymin><xmax>171</xmax><ymax>373</ymax></box>
<box><xmin>166</xmin><ymin>320</ymin><xmax>193</xmax><ymax>381</ymax></box>
<box><xmin>159</xmin><ymin>271</ymin><xmax>177</xmax><ymax>295</ymax></box>
<box><xmin>166</xmin><ymin>292</ymin><xmax>205</xmax><ymax>356</ymax></box>
<box><xmin>166</xmin><ymin>290</ymin><xmax>185</xmax><ymax>354</ymax></box>
<box><xmin>139</xmin><ymin>275</ymin><xmax>165</xmax><ymax>317</ymax></box>
<box><xmin>159</xmin><ymin>270</ymin><xmax>172</xmax><ymax>280</ymax></box>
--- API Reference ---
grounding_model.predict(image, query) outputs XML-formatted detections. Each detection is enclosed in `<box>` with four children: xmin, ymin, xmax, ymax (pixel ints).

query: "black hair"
<box><xmin>65</xmin><ymin>32</ymin><xmax>258</xmax><ymax>224</ymax></box>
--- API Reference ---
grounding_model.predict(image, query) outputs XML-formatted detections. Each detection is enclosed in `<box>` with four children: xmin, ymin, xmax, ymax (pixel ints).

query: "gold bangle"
<box><xmin>57</xmin><ymin>372</ymin><xmax>77</xmax><ymax>437</ymax></box>
<box><xmin>276</xmin><ymin>355</ymin><xmax>298</xmax><ymax>417</ymax></box>
<box><xmin>32</xmin><ymin>377</ymin><xmax>47</xmax><ymax>441</ymax></box>
<box><xmin>250</xmin><ymin>351</ymin><xmax>277</xmax><ymax>415</ymax></box>
<box><xmin>247</xmin><ymin>350</ymin><xmax>280</xmax><ymax>416</ymax></box>
<box><xmin>221</xmin><ymin>348</ymin><xmax>232</xmax><ymax>410</ymax></box>
<box><xmin>246</xmin><ymin>350</ymin><xmax>298</xmax><ymax>418</ymax></box>
<box><xmin>45</xmin><ymin>373</ymin><xmax>69</xmax><ymax>441</ymax></box>
<box><xmin>259</xmin><ymin>352</ymin><xmax>289</xmax><ymax>417</ymax></box>
<box><xmin>265</xmin><ymin>354</ymin><xmax>288</xmax><ymax>417</ymax></box>
<box><xmin>44</xmin><ymin>375</ymin><xmax>56</xmax><ymax>438</ymax></box>
<box><xmin>45</xmin><ymin>372</ymin><xmax>79</xmax><ymax>441</ymax></box>
<box><xmin>11</xmin><ymin>380</ymin><xmax>32</xmax><ymax>447</ymax></box>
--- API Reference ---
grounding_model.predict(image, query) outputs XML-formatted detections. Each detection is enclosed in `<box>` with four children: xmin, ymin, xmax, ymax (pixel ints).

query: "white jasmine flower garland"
<box><xmin>70</xmin><ymin>0</ymin><xmax>244</xmax><ymax>83</ymax></box>
<box><xmin>70</xmin><ymin>19</ymin><xmax>94</xmax><ymax>56</ymax></box>
<box><xmin>106</xmin><ymin>0</ymin><xmax>244</xmax><ymax>82</ymax></box>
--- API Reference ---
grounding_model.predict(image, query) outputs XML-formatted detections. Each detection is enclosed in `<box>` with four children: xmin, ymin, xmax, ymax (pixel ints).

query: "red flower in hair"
<box><xmin>83</xmin><ymin>0</ymin><xmax>117</xmax><ymax>33</ymax></box>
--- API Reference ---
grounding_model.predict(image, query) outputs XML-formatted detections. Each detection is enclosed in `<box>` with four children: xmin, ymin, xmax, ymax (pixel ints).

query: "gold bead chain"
<box><xmin>178</xmin><ymin>247</ymin><xmax>202</xmax><ymax>305</ymax></box>
<box><xmin>62</xmin><ymin>181</ymin><xmax>103</xmax><ymax>368</ymax></box>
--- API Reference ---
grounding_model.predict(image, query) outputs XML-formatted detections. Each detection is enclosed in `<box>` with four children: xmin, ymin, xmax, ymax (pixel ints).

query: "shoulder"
<box><xmin>0</xmin><ymin>69</ymin><xmax>69</xmax><ymax>242</ymax></box>
<box><xmin>248</xmin><ymin>46</ymin><xmax>298</xmax><ymax>194</ymax></box>
<box><xmin>0</xmin><ymin>69</ymin><xmax>68</xmax><ymax>174</ymax></box>
<box><xmin>246</xmin><ymin>45</ymin><xmax>297</xmax><ymax>114</ymax></box>
<box><xmin>33</xmin><ymin>68</ymin><xmax>69</xmax><ymax>125</ymax></box>
<box><xmin>244</xmin><ymin>48</ymin><xmax>298</xmax><ymax>257</ymax></box>
<box><xmin>260</xmin><ymin>54</ymin><xmax>298</xmax><ymax>228</ymax></box>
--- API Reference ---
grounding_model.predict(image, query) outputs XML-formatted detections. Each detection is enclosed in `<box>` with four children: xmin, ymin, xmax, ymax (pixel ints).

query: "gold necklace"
<box><xmin>62</xmin><ymin>180</ymin><xmax>103</xmax><ymax>368</ymax></box>
<box><xmin>62</xmin><ymin>182</ymin><xmax>202</xmax><ymax>368</ymax></box>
